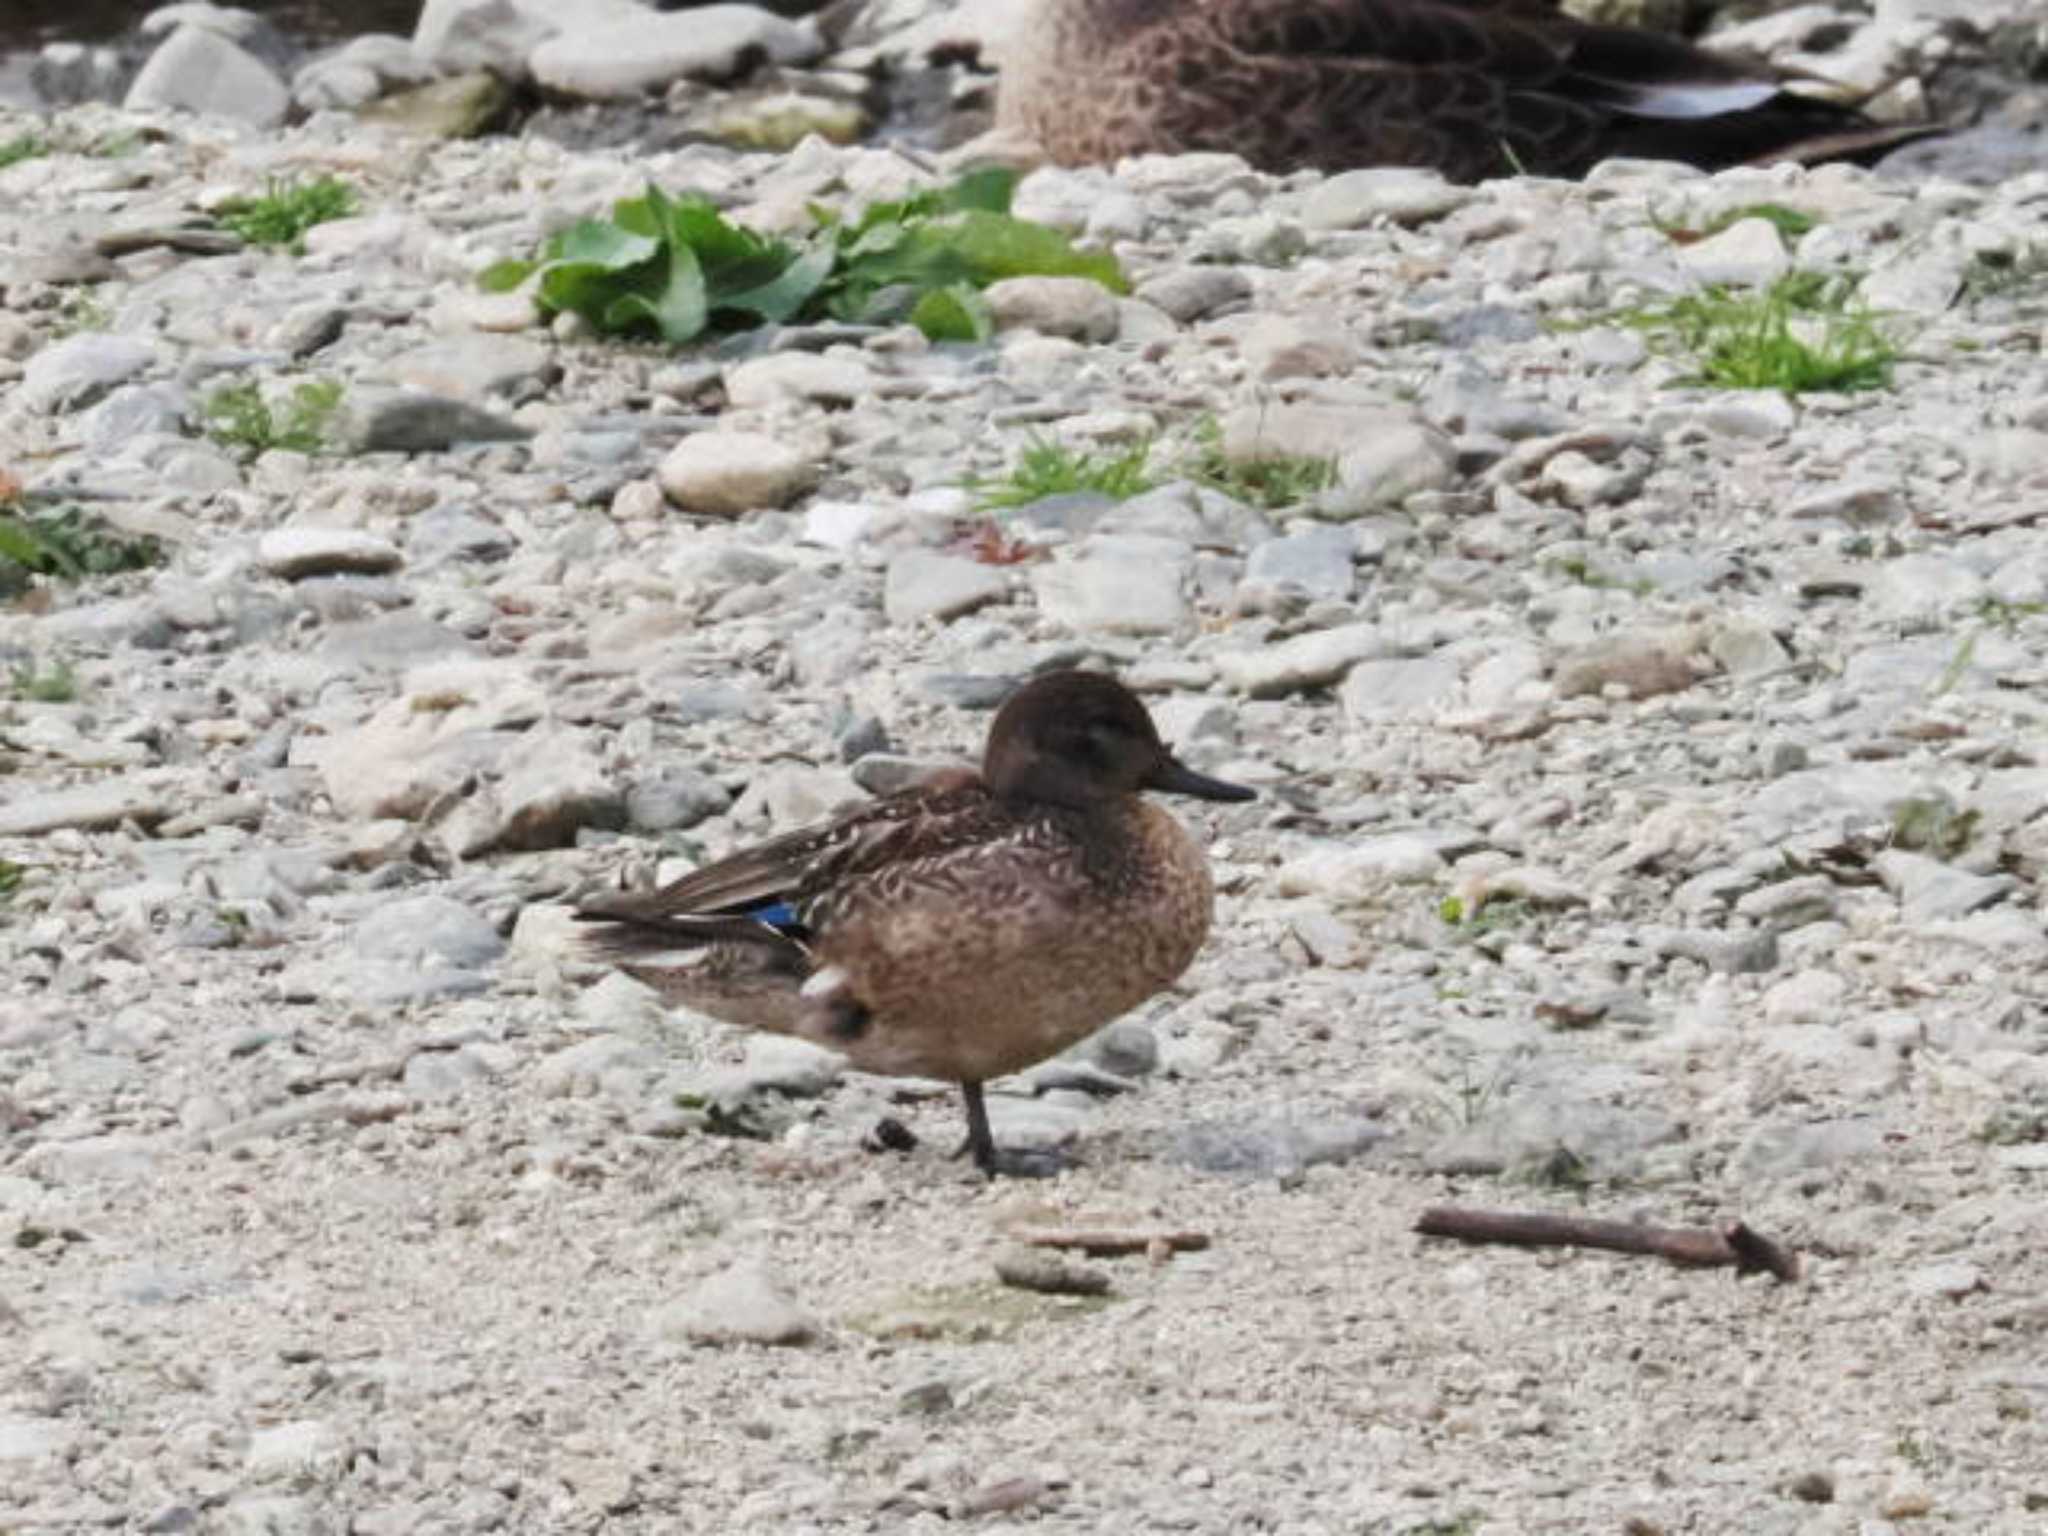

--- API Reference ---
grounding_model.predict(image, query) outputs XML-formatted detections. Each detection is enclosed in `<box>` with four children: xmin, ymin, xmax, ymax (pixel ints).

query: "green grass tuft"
<box><xmin>203</xmin><ymin>378</ymin><xmax>345</xmax><ymax>458</ymax></box>
<box><xmin>54</xmin><ymin>291</ymin><xmax>108</xmax><ymax>336</ymax></box>
<box><xmin>10</xmin><ymin>659</ymin><xmax>78</xmax><ymax>703</ymax></box>
<box><xmin>217</xmin><ymin>176</ymin><xmax>359</xmax><ymax>249</ymax></box>
<box><xmin>1544</xmin><ymin>554</ymin><xmax>1653</xmax><ymax>596</ymax></box>
<box><xmin>0</xmin><ymin>132</ymin><xmax>51</xmax><ymax>169</ymax></box>
<box><xmin>965</xmin><ymin>436</ymin><xmax>1159</xmax><ymax>510</ymax></box>
<box><xmin>1660</xmin><ymin>202</ymin><xmax>1820</xmax><ymax>243</ymax></box>
<box><xmin>1618</xmin><ymin>273</ymin><xmax>1899</xmax><ymax>393</ymax></box>
<box><xmin>1180</xmin><ymin>415</ymin><xmax>1335</xmax><ymax>510</ymax></box>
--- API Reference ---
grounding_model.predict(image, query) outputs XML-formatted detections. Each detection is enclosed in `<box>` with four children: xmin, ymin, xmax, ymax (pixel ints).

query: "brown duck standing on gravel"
<box><xmin>993</xmin><ymin>0</ymin><xmax>1937</xmax><ymax>183</ymax></box>
<box><xmin>577</xmin><ymin>671</ymin><xmax>1254</xmax><ymax>1178</ymax></box>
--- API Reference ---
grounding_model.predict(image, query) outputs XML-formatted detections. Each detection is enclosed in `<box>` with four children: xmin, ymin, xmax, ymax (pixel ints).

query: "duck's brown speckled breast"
<box><xmin>814</xmin><ymin>798</ymin><xmax>1215</xmax><ymax>1084</ymax></box>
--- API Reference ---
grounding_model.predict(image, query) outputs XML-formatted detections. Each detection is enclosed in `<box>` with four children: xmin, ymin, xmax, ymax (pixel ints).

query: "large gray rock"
<box><xmin>291</xmin><ymin>34</ymin><xmax>435</xmax><ymax>112</ymax></box>
<box><xmin>125</xmin><ymin>24</ymin><xmax>289</xmax><ymax>128</ymax></box>
<box><xmin>655</xmin><ymin>1260</ymin><xmax>816</xmax><ymax>1347</ymax></box>
<box><xmin>141</xmin><ymin>4</ymin><xmax>294</xmax><ymax>72</ymax></box>
<box><xmin>883</xmin><ymin>550</ymin><xmax>1012</xmax><ymax>626</ymax></box>
<box><xmin>658</xmin><ymin>430</ymin><xmax>819</xmax><ymax>516</ymax></box>
<box><xmin>257</xmin><ymin>528</ymin><xmax>404</xmax><ymax>581</ymax></box>
<box><xmin>1031</xmin><ymin>535</ymin><xmax>1191</xmax><ymax>635</ymax></box>
<box><xmin>356</xmin><ymin>72</ymin><xmax>515</xmax><ymax>138</ymax></box>
<box><xmin>338</xmin><ymin>389</ymin><xmax>534</xmax><ymax>454</ymax></box>
<box><xmin>21</xmin><ymin>335</ymin><xmax>158</xmax><ymax>415</ymax></box>
<box><xmin>382</xmin><ymin>336</ymin><xmax>557</xmax><ymax>406</ymax></box>
<box><xmin>414</xmin><ymin>0</ymin><xmax>642</xmax><ymax>80</ymax></box>
<box><xmin>1214</xmin><ymin>622</ymin><xmax>1386</xmax><ymax>698</ymax></box>
<box><xmin>529</xmin><ymin>7</ymin><xmax>821</xmax><ymax>98</ymax></box>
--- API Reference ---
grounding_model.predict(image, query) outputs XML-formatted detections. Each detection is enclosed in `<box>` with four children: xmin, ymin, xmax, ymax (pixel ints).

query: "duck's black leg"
<box><xmin>957</xmin><ymin>1081</ymin><xmax>1068</xmax><ymax>1179</ymax></box>
<box><xmin>961</xmin><ymin>1081</ymin><xmax>999</xmax><ymax>1169</ymax></box>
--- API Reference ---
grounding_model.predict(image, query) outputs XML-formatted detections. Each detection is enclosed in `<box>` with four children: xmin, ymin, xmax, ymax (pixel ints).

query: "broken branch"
<box><xmin>1010</xmin><ymin>1227</ymin><xmax>1211</xmax><ymax>1258</ymax></box>
<box><xmin>1414</xmin><ymin>1205</ymin><xmax>1799</xmax><ymax>1283</ymax></box>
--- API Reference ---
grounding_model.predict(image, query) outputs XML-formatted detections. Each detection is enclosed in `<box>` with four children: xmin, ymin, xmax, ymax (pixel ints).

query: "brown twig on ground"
<box><xmin>1414</xmin><ymin>1206</ymin><xmax>1800</xmax><ymax>1283</ymax></box>
<box><xmin>1010</xmin><ymin>1227</ymin><xmax>1212</xmax><ymax>1258</ymax></box>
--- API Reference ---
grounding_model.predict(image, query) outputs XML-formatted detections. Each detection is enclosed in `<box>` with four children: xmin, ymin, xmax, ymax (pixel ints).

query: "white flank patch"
<box><xmin>800</xmin><ymin>963</ymin><xmax>849</xmax><ymax>1000</ymax></box>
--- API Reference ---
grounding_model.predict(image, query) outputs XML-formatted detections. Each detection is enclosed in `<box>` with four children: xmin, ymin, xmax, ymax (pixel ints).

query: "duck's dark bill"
<box><xmin>1146</xmin><ymin>754</ymin><xmax>1256</xmax><ymax>802</ymax></box>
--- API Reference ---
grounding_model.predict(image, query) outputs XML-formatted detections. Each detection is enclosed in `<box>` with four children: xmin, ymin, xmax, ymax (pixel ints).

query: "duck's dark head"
<box><xmin>983</xmin><ymin>670</ymin><xmax>1256</xmax><ymax>810</ymax></box>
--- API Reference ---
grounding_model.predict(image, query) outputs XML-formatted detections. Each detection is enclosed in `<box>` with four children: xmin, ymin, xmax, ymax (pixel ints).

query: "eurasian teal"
<box><xmin>577</xmin><ymin>670</ymin><xmax>1254</xmax><ymax>1176</ymax></box>
<box><xmin>993</xmin><ymin>0</ymin><xmax>1938</xmax><ymax>183</ymax></box>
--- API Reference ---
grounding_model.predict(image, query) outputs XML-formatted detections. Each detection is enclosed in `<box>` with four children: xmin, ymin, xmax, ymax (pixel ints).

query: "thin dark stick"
<box><xmin>1414</xmin><ymin>1206</ymin><xmax>1800</xmax><ymax>1283</ymax></box>
<box><xmin>1012</xmin><ymin>1228</ymin><xmax>1212</xmax><ymax>1257</ymax></box>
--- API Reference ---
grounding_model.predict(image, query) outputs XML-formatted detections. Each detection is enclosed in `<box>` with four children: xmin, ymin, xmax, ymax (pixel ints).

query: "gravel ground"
<box><xmin>2</xmin><ymin>94</ymin><xmax>2047</xmax><ymax>1535</ymax></box>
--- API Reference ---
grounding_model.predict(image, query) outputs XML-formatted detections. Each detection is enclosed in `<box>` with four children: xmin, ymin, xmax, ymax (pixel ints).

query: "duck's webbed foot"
<box><xmin>956</xmin><ymin>1081</ymin><xmax>1072</xmax><ymax>1180</ymax></box>
<box><xmin>975</xmin><ymin>1144</ymin><xmax>1072</xmax><ymax>1179</ymax></box>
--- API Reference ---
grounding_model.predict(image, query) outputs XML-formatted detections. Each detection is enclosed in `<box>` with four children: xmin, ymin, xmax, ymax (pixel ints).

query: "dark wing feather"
<box><xmin>1158</xmin><ymin>0</ymin><xmax>1931</xmax><ymax>180</ymax></box>
<box><xmin>575</xmin><ymin>780</ymin><xmax>998</xmax><ymax>936</ymax></box>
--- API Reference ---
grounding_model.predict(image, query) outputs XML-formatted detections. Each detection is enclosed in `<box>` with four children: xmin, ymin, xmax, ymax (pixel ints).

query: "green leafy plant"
<box><xmin>203</xmin><ymin>377</ymin><xmax>344</xmax><ymax>457</ymax></box>
<box><xmin>965</xmin><ymin>436</ymin><xmax>1158</xmax><ymax>511</ymax></box>
<box><xmin>10</xmin><ymin>659</ymin><xmax>77</xmax><ymax>703</ymax></box>
<box><xmin>0</xmin><ymin>133</ymin><xmax>50</xmax><ymax>169</ymax></box>
<box><xmin>1180</xmin><ymin>415</ymin><xmax>1334</xmax><ymax>509</ymax></box>
<box><xmin>0</xmin><ymin>860</ymin><xmax>24</xmax><ymax>904</ymax></box>
<box><xmin>0</xmin><ymin>507</ymin><xmax>163</xmax><ymax>594</ymax></box>
<box><xmin>809</xmin><ymin>168</ymin><xmax>1124</xmax><ymax>337</ymax></box>
<box><xmin>216</xmin><ymin>176</ymin><xmax>358</xmax><ymax>249</ymax></box>
<box><xmin>1618</xmin><ymin>273</ymin><xmax>1899</xmax><ymax>393</ymax></box>
<box><xmin>483</xmin><ymin>170</ymin><xmax>1126</xmax><ymax>348</ymax></box>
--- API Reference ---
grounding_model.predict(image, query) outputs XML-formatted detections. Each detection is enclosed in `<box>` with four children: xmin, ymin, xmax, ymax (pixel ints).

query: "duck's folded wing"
<box><xmin>1185</xmin><ymin>0</ymin><xmax>1926</xmax><ymax>178</ymax></box>
<box><xmin>577</xmin><ymin>780</ymin><xmax>994</xmax><ymax>931</ymax></box>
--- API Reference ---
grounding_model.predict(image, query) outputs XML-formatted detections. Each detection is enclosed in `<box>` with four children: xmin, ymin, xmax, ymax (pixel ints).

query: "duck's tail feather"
<box><xmin>1554</xmin><ymin>18</ymin><xmax>1943</xmax><ymax>172</ymax></box>
<box><xmin>1602</xmin><ymin>101</ymin><xmax>1945</xmax><ymax>171</ymax></box>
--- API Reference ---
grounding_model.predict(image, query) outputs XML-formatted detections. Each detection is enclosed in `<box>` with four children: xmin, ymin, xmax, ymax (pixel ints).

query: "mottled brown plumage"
<box><xmin>995</xmin><ymin>0</ymin><xmax>1937</xmax><ymax>183</ymax></box>
<box><xmin>576</xmin><ymin>671</ymin><xmax>1254</xmax><ymax>1177</ymax></box>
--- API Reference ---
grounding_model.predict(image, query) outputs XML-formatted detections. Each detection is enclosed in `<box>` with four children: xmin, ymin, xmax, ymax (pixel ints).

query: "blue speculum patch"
<box><xmin>747</xmin><ymin>900</ymin><xmax>800</xmax><ymax>929</ymax></box>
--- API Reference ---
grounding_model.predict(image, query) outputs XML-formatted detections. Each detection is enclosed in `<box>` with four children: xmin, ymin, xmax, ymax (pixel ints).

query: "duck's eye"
<box><xmin>1082</xmin><ymin>717</ymin><xmax>1138</xmax><ymax>755</ymax></box>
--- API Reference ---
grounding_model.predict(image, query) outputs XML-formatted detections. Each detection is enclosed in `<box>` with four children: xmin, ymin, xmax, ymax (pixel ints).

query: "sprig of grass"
<box><xmin>482</xmin><ymin>169</ymin><xmax>1126</xmax><ymax>348</ymax></box>
<box><xmin>203</xmin><ymin>378</ymin><xmax>345</xmax><ymax>458</ymax></box>
<box><xmin>0</xmin><ymin>133</ymin><xmax>50</xmax><ymax>169</ymax></box>
<box><xmin>0</xmin><ymin>860</ymin><xmax>25</xmax><ymax>904</ymax></box>
<box><xmin>1180</xmin><ymin>415</ymin><xmax>1334</xmax><ymax>509</ymax></box>
<box><xmin>1618</xmin><ymin>273</ymin><xmax>1899</xmax><ymax>393</ymax></box>
<box><xmin>54</xmin><ymin>292</ymin><xmax>108</xmax><ymax>336</ymax></box>
<box><xmin>10</xmin><ymin>659</ymin><xmax>78</xmax><ymax>702</ymax></box>
<box><xmin>1438</xmin><ymin>894</ymin><xmax>1535</xmax><ymax>938</ymax></box>
<box><xmin>1657</xmin><ymin>202</ymin><xmax>1819</xmax><ymax>245</ymax></box>
<box><xmin>217</xmin><ymin>176</ymin><xmax>359</xmax><ymax>250</ymax></box>
<box><xmin>964</xmin><ymin>436</ymin><xmax>1159</xmax><ymax>511</ymax></box>
<box><xmin>1544</xmin><ymin>554</ymin><xmax>1654</xmax><ymax>596</ymax></box>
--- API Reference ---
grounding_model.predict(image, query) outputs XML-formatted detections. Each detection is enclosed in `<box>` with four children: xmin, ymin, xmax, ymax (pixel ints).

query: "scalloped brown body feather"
<box><xmin>995</xmin><ymin>0</ymin><xmax>1939</xmax><ymax>183</ymax></box>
